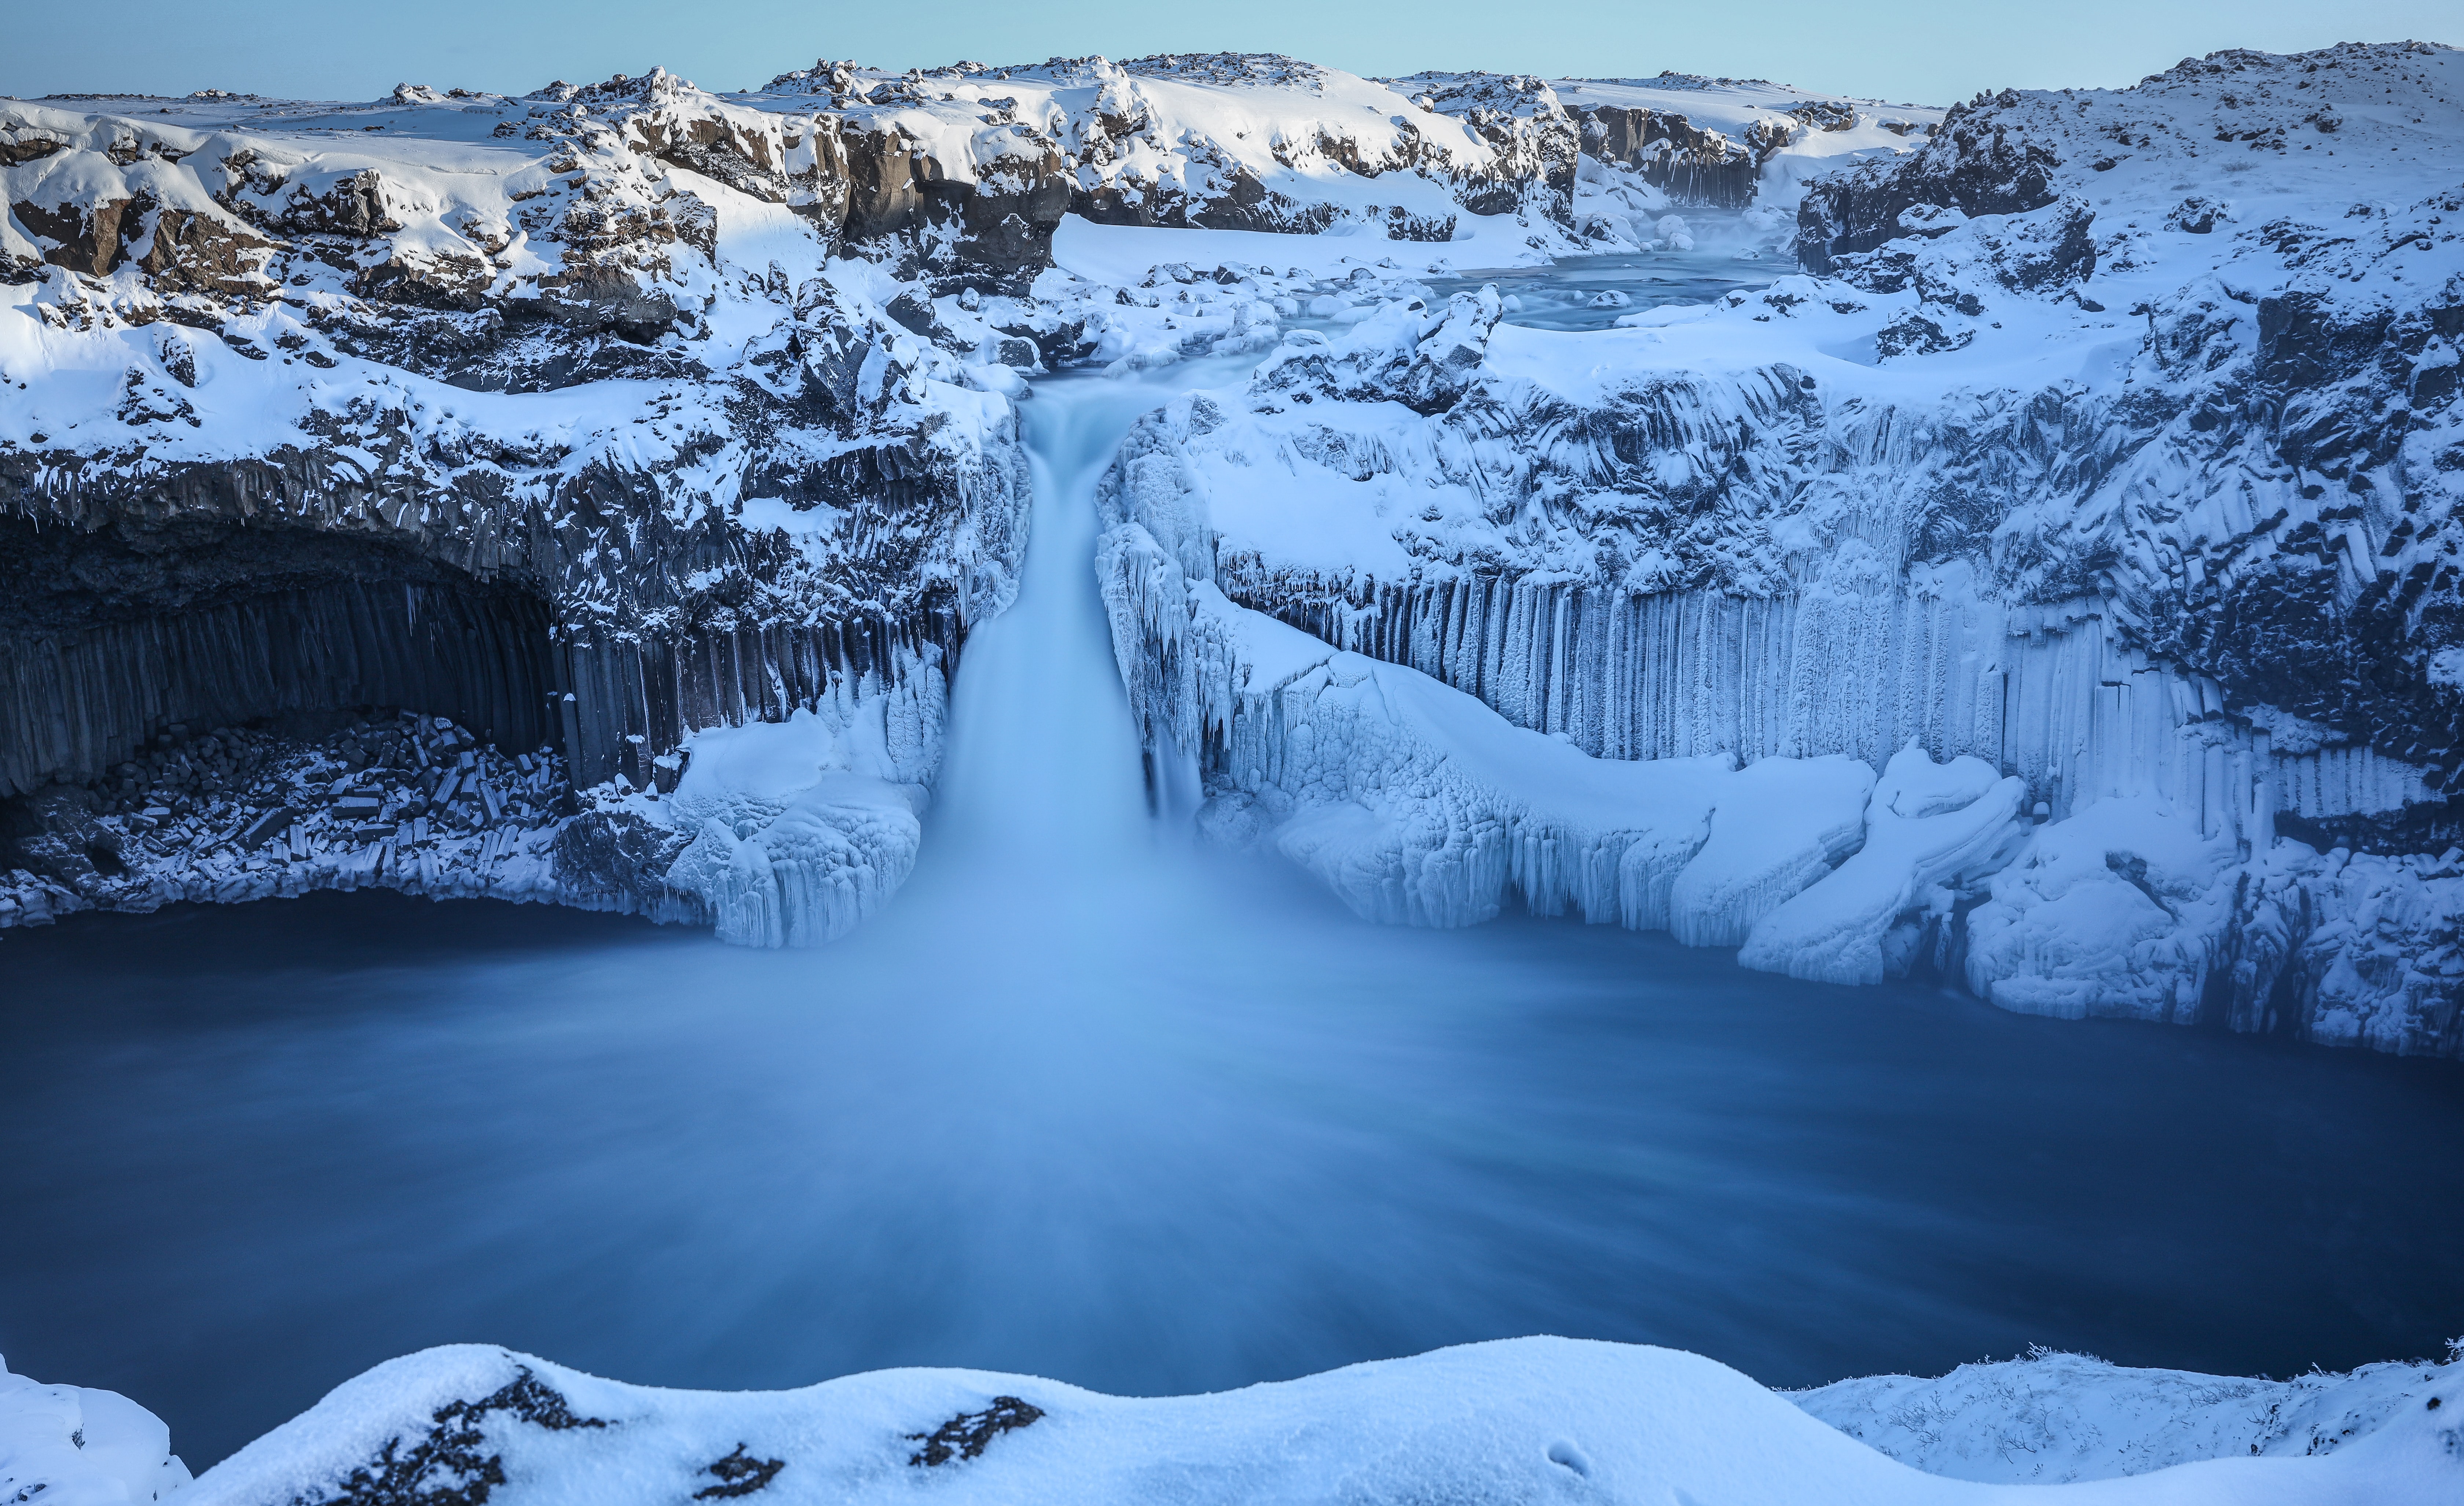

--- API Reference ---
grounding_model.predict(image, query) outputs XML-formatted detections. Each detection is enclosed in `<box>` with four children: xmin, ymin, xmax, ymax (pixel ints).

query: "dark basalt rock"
<box><xmin>1794</xmin><ymin>96</ymin><xmax>2065</xmax><ymax>273</ymax></box>
<box><xmin>551</xmin><ymin>803</ymin><xmax>697</xmax><ymax>917</ymax></box>
<box><xmin>905</xmin><ymin>1396</ymin><xmax>1044</xmax><ymax>1467</ymax></box>
<box><xmin>1874</xmin><ymin>309</ymin><xmax>1973</xmax><ymax>359</ymax></box>
<box><xmin>693</xmin><ymin>1445</ymin><xmax>785</xmax><ymax>1499</ymax></box>
<box><xmin>1577</xmin><ymin>106</ymin><xmax>1759</xmax><ymax>209</ymax></box>
<box><xmin>297</xmin><ymin>1369</ymin><xmax>608</xmax><ymax>1506</ymax></box>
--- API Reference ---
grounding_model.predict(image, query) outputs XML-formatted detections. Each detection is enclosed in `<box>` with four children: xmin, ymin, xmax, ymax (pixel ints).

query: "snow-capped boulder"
<box><xmin>0</xmin><ymin>1358</ymin><xmax>190</xmax><ymax>1506</ymax></box>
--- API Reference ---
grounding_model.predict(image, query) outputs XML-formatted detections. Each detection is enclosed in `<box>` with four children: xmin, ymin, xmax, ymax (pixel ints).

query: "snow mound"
<box><xmin>8</xmin><ymin>1337</ymin><xmax>2458</xmax><ymax>1506</ymax></box>
<box><xmin>1798</xmin><ymin>1345</ymin><xmax>2464</xmax><ymax>1487</ymax></box>
<box><xmin>1740</xmin><ymin>742</ymin><xmax>2024</xmax><ymax>983</ymax></box>
<box><xmin>0</xmin><ymin>1359</ymin><xmax>190</xmax><ymax>1506</ymax></box>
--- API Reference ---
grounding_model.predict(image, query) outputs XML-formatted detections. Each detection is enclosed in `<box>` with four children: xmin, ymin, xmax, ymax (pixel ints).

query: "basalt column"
<box><xmin>0</xmin><ymin>519</ymin><xmax>556</xmax><ymax>797</ymax></box>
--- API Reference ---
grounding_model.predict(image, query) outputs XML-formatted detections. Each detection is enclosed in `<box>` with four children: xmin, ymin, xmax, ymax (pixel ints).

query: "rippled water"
<box><xmin>1423</xmin><ymin>210</ymin><xmax>1790</xmax><ymax>330</ymax></box>
<box><xmin>4</xmin><ymin>330</ymin><xmax>2461</xmax><ymax>1476</ymax></box>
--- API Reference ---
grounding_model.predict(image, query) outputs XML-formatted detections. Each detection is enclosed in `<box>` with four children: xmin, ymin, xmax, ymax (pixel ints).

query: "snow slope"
<box><xmin>1798</xmin><ymin>1346</ymin><xmax>2464</xmax><ymax>1487</ymax></box>
<box><xmin>6</xmin><ymin>1341</ymin><xmax>2454</xmax><ymax>1506</ymax></box>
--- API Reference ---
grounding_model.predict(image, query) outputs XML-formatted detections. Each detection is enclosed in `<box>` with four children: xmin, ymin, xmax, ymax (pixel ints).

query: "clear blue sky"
<box><xmin>5</xmin><ymin>0</ymin><xmax>2457</xmax><ymax>108</ymax></box>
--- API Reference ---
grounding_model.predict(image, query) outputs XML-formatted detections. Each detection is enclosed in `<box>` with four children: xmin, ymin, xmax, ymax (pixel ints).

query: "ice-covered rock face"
<box><xmin>0</xmin><ymin>77</ymin><xmax>1035</xmax><ymax>937</ymax></box>
<box><xmin>1091</xmin><ymin>40</ymin><xmax>2464</xmax><ymax>1056</ymax></box>
<box><xmin>0</xmin><ymin>50</ymin><xmax>1926</xmax><ymax>947</ymax></box>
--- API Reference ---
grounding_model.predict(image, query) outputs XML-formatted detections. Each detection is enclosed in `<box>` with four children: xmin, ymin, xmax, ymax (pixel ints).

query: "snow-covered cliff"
<box><xmin>5</xmin><ymin>52</ymin><xmax>1888</xmax><ymax>943</ymax></box>
<box><xmin>1093</xmin><ymin>42</ymin><xmax>2464</xmax><ymax>1056</ymax></box>
<box><xmin>0</xmin><ymin>68</ymin><xmax>1061</xmax><ymax>939</ymax></box>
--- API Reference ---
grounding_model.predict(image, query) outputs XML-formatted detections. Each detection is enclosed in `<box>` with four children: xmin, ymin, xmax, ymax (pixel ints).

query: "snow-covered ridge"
<box><xmin>0</xmin><ymin>67</ymin><xmax>1040</xmax><ymax>939</ymax></box>
<box><xmin>4</xmin><ymin>1341</ymin><xmax>2454</xmax><ymax>1506</ymax></box>
<box><xmin>1090</xmin><ymin>41</ymin><xmax>2464</xmax><ymax>1056</ymax></box>
<box><xmin>1</xmin><ymin>45</ymin><xmax>1935</xmax><ymax>945</ymax></box>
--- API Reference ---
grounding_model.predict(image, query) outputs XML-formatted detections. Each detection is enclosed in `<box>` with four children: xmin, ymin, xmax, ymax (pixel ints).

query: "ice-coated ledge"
<box><xmin>0</xmin><ymin>658</ymin><xmax>943</xmax><ymax>950</ymax></box>
<box><xmin>4</xmin><ymin>1340</ymin><xmax>2453</xmax><ymax>1506</ymax></box>
<box><xmin>1100</xmin><ymin>537</ymin><xmax>2028</xmax><ymax>982</ymax></box>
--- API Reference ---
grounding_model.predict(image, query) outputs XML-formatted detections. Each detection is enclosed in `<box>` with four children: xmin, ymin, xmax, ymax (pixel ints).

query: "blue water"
<box><xmin>1423</xmin><ymin>212</ymin><xmax>1790</xmax><ymax>330</ymax></box>
<box><xmin>3</xmin><ymin>358</ymin><xmax>2461</xmax><ymax>1474</ymax></box>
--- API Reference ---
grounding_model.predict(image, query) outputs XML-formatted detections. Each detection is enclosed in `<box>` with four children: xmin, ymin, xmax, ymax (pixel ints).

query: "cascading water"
<box><xmin>921</xmin><ymin>369</ymin><xmax>1218</xmax><ymax>868</ymax></box>
<box><xmin>7</xmin><ymin>363</ymin><xmax>2464</xmax><ymax>1472</ymax></box>
<box><xmin>848</xmin><ymin>357</ymin><xmax>1253</xmax><ymax>960</ymax></box>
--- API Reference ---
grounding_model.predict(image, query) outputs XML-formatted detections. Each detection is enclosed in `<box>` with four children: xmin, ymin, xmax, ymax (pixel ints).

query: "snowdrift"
<box><xmin>7</xmin><ymin>1341</ymin><xmax>2455</xmax><ymax>1506</ymax></box>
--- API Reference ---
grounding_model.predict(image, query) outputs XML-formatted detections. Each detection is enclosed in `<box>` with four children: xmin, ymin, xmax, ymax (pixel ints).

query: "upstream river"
<box><xmin>4</xmin><ymin>262</ymin><xmax>2463</xmax><ymax>1471</ymax></box>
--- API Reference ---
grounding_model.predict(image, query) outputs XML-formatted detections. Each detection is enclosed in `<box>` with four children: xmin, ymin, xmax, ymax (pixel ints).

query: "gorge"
<box><xmin>3</xmin><ymin>37</ymin><xmax>2463</xmax><ymax>1506</ymax></box>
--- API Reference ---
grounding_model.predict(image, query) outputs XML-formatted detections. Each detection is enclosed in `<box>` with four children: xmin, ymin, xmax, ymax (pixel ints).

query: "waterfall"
<box><xmin>873</xmin><ymin>357</ymin><xmax>1258</xmax><ymax>915</ymax></box>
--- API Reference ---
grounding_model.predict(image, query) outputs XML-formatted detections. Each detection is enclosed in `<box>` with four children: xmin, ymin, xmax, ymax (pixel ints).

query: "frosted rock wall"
<box><xmin>1088</xmin><ymin>152</ymin><xmax>2464</xmax><ymax>1052</ymax></box>
<box><xmin>564</xmin><ymin>649</ymin><xmax>947</xmax><ymax>946</ymax></box>
<box><xmin>1111</xmin><ymin>520</ymin><xmax>2464</xmax><ymax>1053</ymax></box>
<box><xmin>1231</xmin><ymin>571</ymin><xmax>2308</xmax><ymax>842</ymax></box>
<box><xmin>0</xmin><ymin>578</ymin><xmax>553</xmax><ymax>800</ymax></box>
<box><xmin>1103</xmin><ymin>532</ymin><xmax>2034</xmax><ymax>986</ymax></box>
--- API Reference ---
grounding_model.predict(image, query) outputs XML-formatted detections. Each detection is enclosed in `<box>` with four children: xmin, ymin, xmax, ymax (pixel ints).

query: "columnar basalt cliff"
<box><xmin>1094</xmin><ymin>42</ymin><xmax>2464</xmax><ymax>1058</ymax></box>
<box><xmin>16</xmin><ymin>41</ymin><xmax>2460</xmax><ymax>1062</ymax></box>
<box><xmin>3</xmin><ymin>52</ymin><xmax>1687</xmax><ymax>938</ymax></box>
<box><xmin>0</xmin><ymin>72</ymin><xmax>1040</xmax><ymax>935</ymax></box>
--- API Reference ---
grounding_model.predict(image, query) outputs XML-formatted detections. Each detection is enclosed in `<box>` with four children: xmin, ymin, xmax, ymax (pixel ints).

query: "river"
<box><xmin>4</xmin><ymin>332</ymin><xmax>2462</xmax><ymax>1471</ymax></box>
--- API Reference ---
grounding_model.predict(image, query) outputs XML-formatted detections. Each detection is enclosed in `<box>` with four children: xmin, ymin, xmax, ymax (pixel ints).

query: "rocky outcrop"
<box><xmin>1086</xmin><ymin>41</ymin><xmax>2464</xmax><ymax>1055</ymax></box>
<box><xmin>1390</xmin><ymin>73</ymin><xmax>1578</xmax><ymax>224</ymax></box>
<box><xmin>760</xmin><ymin>55</ymin><xmax>1580</xmax><ymax>258</ymax></box>
<box><xmin>1575</xmin><ymin>107</ymin><xmax>1765</xmax><ymax>209</ymax></box>
<box><xmin>0</xmin><ymin>81</ymin><xmax>1035</xmax><ymax>939</ymax></box>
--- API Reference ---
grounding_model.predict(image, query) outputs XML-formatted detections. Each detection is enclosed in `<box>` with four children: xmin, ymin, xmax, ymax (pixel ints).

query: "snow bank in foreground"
<box><xmin>0</xmin><ymin>1360</ymin><xmax>190</xmax><ymax>1506</ymax></box>
<box><xmin>16</xmin><ymin>1339</ymin><xmax>2440</xmax><ymax>1506</ymax></box>
<box><xmin>1798</xmin><ymin>1346</ymin><xmax>2463</xmax><ymax>1487</ymax></box>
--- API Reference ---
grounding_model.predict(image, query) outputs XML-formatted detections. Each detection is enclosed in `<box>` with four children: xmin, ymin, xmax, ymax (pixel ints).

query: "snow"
<box><xmin>1798</xmin><ymin>1346</ymin><xmax>2464</xmax><ymax>1487</ymax></box>
<box><xmin>1738</xmin><ymin>743</ymin><xmax>2024</xmax><ymax>984</ymax></box>
<box><xmin>647</xmin><ymin>684</ymin><xmax>942</xmax><ymax>947</ymax></box>
<box><xmin>0</xmin><ymin>1340</ymin><xmax>2429</xmax><ymax>1506</ymax></box>
<box><xmin>0</xmin><ymin>1359</ymin><xmax>190</xmax><ymax>1506</ymax></box>
<box><xmin>1052</xmin><ymin>215</ymin><xmax>1486</xmax><ymax>284</ymax></box>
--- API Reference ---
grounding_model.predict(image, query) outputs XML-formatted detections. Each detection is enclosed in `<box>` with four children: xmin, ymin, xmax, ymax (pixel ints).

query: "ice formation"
<box><xmin>3</xmin><ymin>52</ymin><xmax>1907</xmax><ymax>944</ymax></box>
<box><xmin>1091</xmin><ymin>42</ymin><xmax>2464</xmax><ymax>1057</ymax></box>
